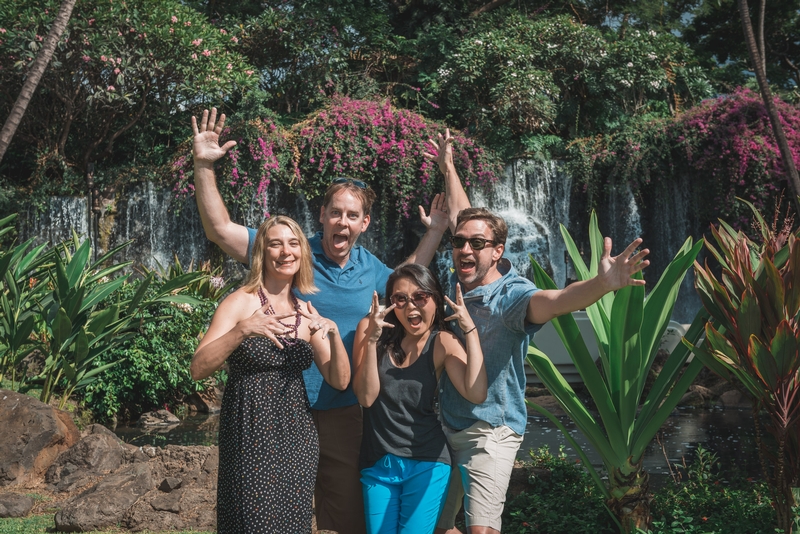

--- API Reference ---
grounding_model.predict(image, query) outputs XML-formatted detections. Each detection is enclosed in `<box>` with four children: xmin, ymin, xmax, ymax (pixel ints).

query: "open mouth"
<box><xmin>458</xmin><ymin>259</ymin><xmax>476</xmax><ymax>274</ymax></box>
<box><xmin>332</xmin><ymin>234</ymin><xmax>349</xmax><ymax>248</ymax></box>
<box><xmin>408</xmin><ymin>315</ymin><xmax>423</xmax><ymax>327</ymax></box>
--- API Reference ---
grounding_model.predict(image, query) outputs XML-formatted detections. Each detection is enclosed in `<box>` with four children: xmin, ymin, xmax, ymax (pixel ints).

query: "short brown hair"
<box><xmin>455</xmin><ymin>207</ymin><xmax>508</xmax><ymax>245</ymax></box>
<box><xmin>322</xmin><ymin>180</ymin><xmax>377</xmax><ymax>216</ymax></box>
<box><xmin>243</xmin><ymin>216</ymin><xmax>317</xmax><ymax>295</ymax></box>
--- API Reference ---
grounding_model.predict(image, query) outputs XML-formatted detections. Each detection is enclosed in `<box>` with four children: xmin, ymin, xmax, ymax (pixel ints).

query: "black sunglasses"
<box><xmin>389</xmin><ymin>291</ymin><xmax>432</xmax><ymax>309</ymax></box>
<box><xmin>450</xmin><ymin>235</ymin><xmax>497</xmax><ymax>251</ymax></box>
<box><xmin>332</xmin><ymin>177</ymin><xmax>367</xmax><ymax>189</ymax></box>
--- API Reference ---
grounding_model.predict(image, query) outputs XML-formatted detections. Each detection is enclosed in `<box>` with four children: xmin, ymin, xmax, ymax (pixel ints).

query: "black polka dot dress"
<box><xmin>217</xmin><ymin>336</ymin><xmax>318</xmax><ymax>533</ymax></box>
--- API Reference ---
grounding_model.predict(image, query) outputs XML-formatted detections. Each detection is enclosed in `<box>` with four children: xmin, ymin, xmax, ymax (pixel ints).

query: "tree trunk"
<box><xmin>737</xmin><ymin>0</ymin><xmax>800</xmax><ymax>215</ymax></box>
<box><xmin>0</xmin><ymin>0</ymin><xmax>78</xmax><ymax>164</ymax></box>
<box><xmin>608</xmin><ymin>462</ymin><xmax>652</xmax><ymax>533</ymax></box>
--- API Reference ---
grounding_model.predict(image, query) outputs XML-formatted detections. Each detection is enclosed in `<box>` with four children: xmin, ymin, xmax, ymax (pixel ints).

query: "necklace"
<box><xmin>258</xmin><ymin>288</ymin><xmax>302</xmax><ymax>345</ymax></box>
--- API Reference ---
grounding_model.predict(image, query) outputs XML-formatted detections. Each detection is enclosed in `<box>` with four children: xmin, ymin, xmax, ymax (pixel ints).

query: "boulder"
<box><xmin>184</xmin><ymin>386</ymin><xmax>223</xmax><ymax>414</ymax></box>
<box><xmin>719</xmin><ymin>389</ymin><xmax>752</xmax><ymax>409</ymax></box>
<box><xmin>46</xmin><ymin>424</ymin><xmax>136</xmax><ymax>493</ymax></box>
<box><xmin>679</xmin><ymin>385</ymin><xmax>713</xmax><ymax>407</ymax></box>
<box><xmin>137</xmin><ymin>410</ymin><xmax>181</xmax><ymax>427</ymax></box>
<box><xmin>54</xmin><ymin>462</ymin><xmax>154</xmax><ymax>532</ymax></box>
<box><xmin>0</xmin><ymin>389</ymin><xmax>81</xmax><ymax>488</ymax></box>
<box><xmin>0</xmin><ymin>492</ymin><xmax>36</xmax><ymax>518</ymax></box>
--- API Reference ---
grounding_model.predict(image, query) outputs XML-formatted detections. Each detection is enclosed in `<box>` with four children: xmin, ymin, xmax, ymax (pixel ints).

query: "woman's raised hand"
<box><xmin>239</xmin><ymin>301</ymin><xmax>294</xmax><ymax>350</ymax></box>
<box><xmin>301</xmin><ymin>301</ymin><xmax>339</xmax><ymax>340</ymax></box>
<box><xmin>444</xmin><ymin>283</ymin><xmax>476</xmax><ymax>334</ymax></box>
<box><xmin>366</xmin><ymin>291</ymin><xmax>395</xmax><ymax>342</ymax></box>
<box><xmin>191</xmin><ymin>107</ymin><xmax>237</xmax><ymax>164</ymax></box>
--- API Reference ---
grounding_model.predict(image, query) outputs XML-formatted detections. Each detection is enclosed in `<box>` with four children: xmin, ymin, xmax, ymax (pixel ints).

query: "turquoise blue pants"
<box><xmin>360</xmin><ymin>454</ymin><xmax>451</xmax><ymax>534</ymax></box>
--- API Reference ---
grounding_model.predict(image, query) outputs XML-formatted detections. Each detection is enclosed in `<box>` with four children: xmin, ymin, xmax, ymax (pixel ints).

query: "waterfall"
<box><xmin>469</xmin><ymin>160</ymin><xmax>573</xmax><ymax>287</ymax></box>
<box><xmin>19</xmin><ymin>196</ymin><xmax>89</xmax><ymax>247</ymax></box>
<box><xmin>18</xmin><ymin>161</ymin><xmax>704</xmax><ymax>323</ymax></box>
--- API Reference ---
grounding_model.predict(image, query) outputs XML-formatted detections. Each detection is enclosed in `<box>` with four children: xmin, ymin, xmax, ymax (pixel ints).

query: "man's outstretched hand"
<box><xmin>598</xmin><ymin>237</ymin><xmax>650</xmax><ymax>291</ymax></box>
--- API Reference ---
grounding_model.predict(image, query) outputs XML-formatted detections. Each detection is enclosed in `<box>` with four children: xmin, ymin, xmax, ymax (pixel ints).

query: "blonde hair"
<box><xmin>243</xmin><ymin>216</ymin><xmax>318</xmax><ymax>295</ymax></box>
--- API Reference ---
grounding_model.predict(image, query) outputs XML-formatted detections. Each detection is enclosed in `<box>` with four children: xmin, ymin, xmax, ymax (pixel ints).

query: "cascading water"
<box><xmin>435</xmin><ymin>160</ymin><xmax>573</xmax><ymax>289</ymax></box>
<box><xmin>18</xmin><ymin>161</ymin><xmax>703</xmax><ymax>323</ymax></box>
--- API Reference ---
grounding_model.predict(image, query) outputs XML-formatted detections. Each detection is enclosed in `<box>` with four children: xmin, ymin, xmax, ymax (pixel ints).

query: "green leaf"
<box><xmin>153</xmin><ymin>272</ymin><xmax>205</xmax><ymax>299</ymax></box>
<box><xmin>74</xmin><ymin>329</ymin><xmax>89</xmax><ymax>365</ymax></box>
<box><xmin>89</xmin><ymin>239</ymin><xmax>134</xmax><ymax>272</ymax></box>
<box><xmin>770</xmin><ymin>321</ymin><xmax>800</xmax><ymax>378</ymax></box>
<box><xmin>80</xmin><ymin>276</ymin><xmax>129</xmax><ymax>315</ymax></box>
<box><xmin>737</xmin><ymin>287</ymin><xmax>761</xmax><ymax>344</ymax></box>
<box><xmin>65</xmin><ymin>239</ymin><xmax>91</xmax><ymax>288</ymax></box>
<box><xmin>749</xmin><ymin>335</ymin><xmax>778</xmax><ymax>391</ymax></box>
<box><xmin>12</xmin><ymin>315</ymin><xmax>35</xmax><ymax>351</ymax></box>
<box><xmin>52</xmin><ymin>307</ymin><xmax>72</xmax><ymax>351</ymax></box>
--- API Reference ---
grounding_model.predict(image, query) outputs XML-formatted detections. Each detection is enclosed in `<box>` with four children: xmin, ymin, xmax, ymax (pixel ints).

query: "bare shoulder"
<box><xmin>436</xmin><ymin>330</ymin><xmax>466</xmax><ymax>354</ymax></box>
<box><xmin>217</xmin><ymin>287</ymin><xmax>259</xmax><ymax>319</ymax></box>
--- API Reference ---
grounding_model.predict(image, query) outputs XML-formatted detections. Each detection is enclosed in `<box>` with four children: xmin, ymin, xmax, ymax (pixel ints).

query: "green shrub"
<box><xmin>503</xmin><ymin>446</ymin><xmax>616</xmax><ymax>534</ymax></box>
<box><xmin>81</xmin><ymin>280</ymin><xmax>216</xmax><ymax>422</ymax></box>
<box><xmin>649</xmin><ymin>446</ymin><xmax>777</xmax><ymax>534</ymax></box>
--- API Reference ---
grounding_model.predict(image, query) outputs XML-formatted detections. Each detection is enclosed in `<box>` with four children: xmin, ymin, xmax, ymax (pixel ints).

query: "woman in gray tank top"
<box><xmin>353</xmin><ymin>264</ymin><xmax>486</xmax><ymax>534</ymax></box>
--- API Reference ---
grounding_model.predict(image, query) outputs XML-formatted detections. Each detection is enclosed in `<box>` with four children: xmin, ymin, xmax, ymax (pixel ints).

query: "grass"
<box><xmin>0</xmin><ymin>515</ymin><xmax>214</xmax><ymax>534</ymax></box>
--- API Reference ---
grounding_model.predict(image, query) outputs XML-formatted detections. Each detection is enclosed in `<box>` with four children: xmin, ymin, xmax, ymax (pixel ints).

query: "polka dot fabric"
<box><xmin>217</xmin><ymin>336</ymin><xmax>318</xmax><ymax>533</ymax></box>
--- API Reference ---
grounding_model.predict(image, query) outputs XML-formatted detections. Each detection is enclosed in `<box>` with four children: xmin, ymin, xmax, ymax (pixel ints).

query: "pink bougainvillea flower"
<box><xmin>82</xmin><ymin>55</ymin><xmax>91</xmax><ymax>62</ymax></box>
<box><xmin>191</xmin><ymin>53</ymin><xmax>197</xmax><ymax>60</ymax></box>
<box><xmin>192</xmin><ymin>38</ymin><xmax>202</xmax><ymax>46</ymax></box>
<box><xmin>202</xmin><ymin>49</ymin><xmax>211</xmax><ymax>56</ymax></box>
<box><xmin>171</xmin><ymin>16</ymin><xmax>178</xmax><ymax>23</ymax></box>
<box><xmin>107</xmin><ymin>85</ymin><xmax>115</xmax><ymax>91</ymax></box>
<box><xmin>231</xmin><ymin>36</ymin><xmax>239</xmax><ymax>43</ymax></box>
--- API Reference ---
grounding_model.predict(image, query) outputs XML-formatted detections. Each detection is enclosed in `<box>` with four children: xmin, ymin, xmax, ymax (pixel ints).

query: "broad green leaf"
<box><xmin>154</xmin><ymin>272</ymin><xmax>206</xmax><ymax>299</ymax></box>
<box><xmin>608</xmin><ymin>282</ymin><xmax>643</xmax><ymax>439</ymax></box>
<box><xmin>53</xmin><ymin>256</ymin><xmax>70</xmax><ymax>301</ymax></box>
<box><xmin>12</xmin><ymin>315</ymin><xmax>35</xmax><ymax>350</ymax></box>
<box><xmin>640</xmin><ymin>238</ymin><xmax>701</xmax><ymax>385</ymax></box>
<box><xmin>737</xmin><ymin>288</ymin><xmax>761</xmax><ymax>344</ymax></box>
<box><xmin>770</xmin><ymin>321</ymin><xmax>800</xmax><ymax>378</ymax></box>
<box><xmin>527</xmin><ymin>346</ymin><xmax>624</xmax><ymax>466</ymax></box>
<box><xmin>126</xmin><ymin>273</ymin><xmax>153</xmax><ymax>313</ymax></box>
<box><xmin>749</xmin><ymin>335</ymin><xmax>778</xmax><ymax>391</ymax></box>
<box><xmin>560</xmin><ymin>224</ymin><xmax>589</xmax><ymax>280</ymax></box>
<box><xmin>85</xmin><ymin>262</ymin><xmax>131</xmax><ymax>284</ymax></box>
<box><xmin>86</xmin><ymin>306</ymin><xmax>119</xmax><ymax>339</ymax></box>
<box><xmin>52</xmin><ymin>308</ymin><xmax>72</xmax><ymax>351</ymax></box>
<box><xmin>80</xmin><ymin>276</ymin><xmax>129</xmax><ymax>314</ymax></box>
<box><xmin>65</xmin><ymin>239</ymin><xmax>91</xmax><ymax>287</ymax></box>
<box><xmin>73</xmin><ymin>329</ymin><xmax>89</xmax><ymax>365</ymax></box>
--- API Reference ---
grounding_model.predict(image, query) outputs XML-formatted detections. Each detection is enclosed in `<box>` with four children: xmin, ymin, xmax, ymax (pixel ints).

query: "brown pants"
<box><xmin>312</xmin><ymin>404</ymin><xmax>367</xmax><ymax>534</ymax></box>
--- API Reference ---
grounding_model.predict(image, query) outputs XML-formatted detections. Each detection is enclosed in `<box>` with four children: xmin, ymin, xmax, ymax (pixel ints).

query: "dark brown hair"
<box><xmin>456</xmin><ymin>207</ymin><xmax>508</xmax><ymax>245</ymax></box>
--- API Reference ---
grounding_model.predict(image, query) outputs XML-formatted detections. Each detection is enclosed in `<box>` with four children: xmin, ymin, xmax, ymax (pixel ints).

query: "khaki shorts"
<box><xmin>437</xmin><ymin>421</ymin><xmax>524</xmax><ymax>531</ymax></box>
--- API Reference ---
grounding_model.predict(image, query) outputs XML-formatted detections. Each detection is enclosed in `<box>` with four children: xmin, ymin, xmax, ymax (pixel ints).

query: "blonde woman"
<box><xmin>191</xmin><ymin>215</ymin><xmax>350</xmax><ymax>534</ymax></box>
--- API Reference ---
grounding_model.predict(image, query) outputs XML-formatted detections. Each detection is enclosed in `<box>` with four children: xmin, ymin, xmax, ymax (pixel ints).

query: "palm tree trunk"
<box><xmin>737</xmin><ymin>0</ymin><xmax>800</xmax><ymax>215</ymax></box>
<box><xmin>0</xmin><ymin>0</ymin><xmax>78</xmax><ymax>164</ymax></box>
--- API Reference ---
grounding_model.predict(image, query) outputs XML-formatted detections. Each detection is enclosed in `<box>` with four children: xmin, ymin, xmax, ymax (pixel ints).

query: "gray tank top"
<box><xmin>360</xmin><ymin>331</ymin><xmax>451</xmax><ymax>470</ymax></box>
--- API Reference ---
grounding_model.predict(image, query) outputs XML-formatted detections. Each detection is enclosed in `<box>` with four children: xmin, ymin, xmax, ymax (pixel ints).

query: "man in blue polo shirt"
<box><xmin>191</xmin><ymin>108</ymin><xmax>448</xmax><ymax>534</ymax></box>
<box><xmin>425</xmin><ymin>130</ymin><xmax>651</xmax><ymax>534</ymax></box>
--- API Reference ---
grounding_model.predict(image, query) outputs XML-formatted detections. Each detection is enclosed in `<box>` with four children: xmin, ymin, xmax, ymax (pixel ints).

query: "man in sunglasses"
<box><xmin>425</xmin><ymin>131</ymin><xmax>650</xmax><ymax>534</ymax></box>
<box><xmin>191</xmin><ymin>109</ymin><xmax>449</xmax><ymax>534</ymax></box>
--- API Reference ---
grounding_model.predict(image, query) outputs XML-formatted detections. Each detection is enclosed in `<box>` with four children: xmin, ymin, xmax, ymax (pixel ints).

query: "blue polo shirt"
<box><xmin>440</xmin><ymin>260</ymin><xmax>542</xmax><ymax>435</ymax></box>
<box><xmin>247</xmin><ymin>228</ymin><xmax>393</xmax><ymax>410</ymax></box>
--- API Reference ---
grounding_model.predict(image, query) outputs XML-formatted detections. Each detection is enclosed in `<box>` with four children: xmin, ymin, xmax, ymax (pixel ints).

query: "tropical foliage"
<box><xmin>568</xmin><ymin>89</ymin><xmax>800</xmax><ymax>227</ymax></box>
<box><xmin>526</xmin><ymin>211</ymin><xmax>706</xmax><ymax>531</ymax></box>
<box><xmin>688</xmin><ymin>200</ymin><xmax>800</xmax><ymax>533</ymax></box>
<box><xmin>0</xmin><ymin>214</ymin><xmax>205</xmax><ymax>410</ymax></box>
